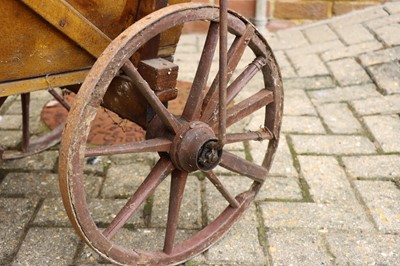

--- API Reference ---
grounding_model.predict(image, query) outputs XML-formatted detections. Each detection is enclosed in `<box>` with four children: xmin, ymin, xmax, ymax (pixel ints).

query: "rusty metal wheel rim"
<box><xmin>59</xmin><ymin>3</ymin><xmax>283</xmax><ymax>265</ymax></box>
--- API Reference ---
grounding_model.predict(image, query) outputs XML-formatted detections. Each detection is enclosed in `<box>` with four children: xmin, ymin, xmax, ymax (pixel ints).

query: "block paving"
<box><xmin>1</xmin><ymin>3</ymin><xmax>400</xmax><ymax>265</ymax></box>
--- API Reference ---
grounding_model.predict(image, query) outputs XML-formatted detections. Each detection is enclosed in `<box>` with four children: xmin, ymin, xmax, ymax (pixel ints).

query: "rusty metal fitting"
<box><xmin>169</xmin><ymin>121</ymin><xmax>222</xmax><ymax>172</ymax></box>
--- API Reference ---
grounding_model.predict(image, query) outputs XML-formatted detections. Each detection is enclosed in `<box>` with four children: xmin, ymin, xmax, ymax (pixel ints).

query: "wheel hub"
<box><xmin>170</xmin><ymin>121</ymin><xmax>222</xmax><ymax>172</ymax></box>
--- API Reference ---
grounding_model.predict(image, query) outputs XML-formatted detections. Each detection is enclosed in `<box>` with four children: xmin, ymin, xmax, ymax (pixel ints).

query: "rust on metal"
<box><xmin>218</xmin><ymin>0</ymin><xmax>228</xmax><ymax>148</ymax></box>
<box><xmin>21</xmin><ymin>93</ymin><xmax>30</xmax><ymax>152</ymax></box>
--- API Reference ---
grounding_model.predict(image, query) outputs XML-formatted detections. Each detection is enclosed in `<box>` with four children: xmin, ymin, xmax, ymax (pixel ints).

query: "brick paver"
<box><xmin>1</xmin><ymin>3</ymin><xmax>400</xmax><ymax>266</ymax></box>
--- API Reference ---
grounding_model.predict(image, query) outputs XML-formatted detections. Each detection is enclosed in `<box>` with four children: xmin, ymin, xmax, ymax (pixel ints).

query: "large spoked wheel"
<box><xmin>59</xmin><ymin>3</ymin><xmax>282</xmax><ymax>266</ymax></box>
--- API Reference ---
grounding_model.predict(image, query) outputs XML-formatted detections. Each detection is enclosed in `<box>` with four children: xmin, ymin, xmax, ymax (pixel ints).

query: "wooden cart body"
<box><xmin>0</xmin><ymin>0</ymin><xmax>188</xmax><ymax>97</ymax></box>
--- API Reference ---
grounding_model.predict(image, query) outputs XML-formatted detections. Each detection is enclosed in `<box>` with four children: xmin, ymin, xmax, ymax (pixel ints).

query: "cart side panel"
<box><xmin>65</xmin><ymin>0</ymin><xmax>139</xmax><ymax>39</ymax></box>
<box><xmin>159</xmin><ymin>0</ymin><xmax>192</xmax><ymax>57</ymax></box>
<box><xmin>0</xmin><ymin>0</ymin><xmax>142</xmax><ymax>86</ymax></box>
<box><xmin>0</xmin><ymin>0</ymin><xmax>94</xmax><ymax>84</ymax></box>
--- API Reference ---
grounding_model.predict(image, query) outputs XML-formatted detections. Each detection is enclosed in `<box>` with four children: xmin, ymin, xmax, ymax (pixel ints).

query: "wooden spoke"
<box><xmin>201</xmin><ymin>25</ymin><xmax>255</xmax><ymax>122</ymax></box>
<box><xmin>123</xmin><ymin>61</ymin><xmax>180</xmax><ymax>133</ymax></box>
<box><xmin>205</xmin><ymin>171</ymin><xmax>240</xmax><ymax>208</ymax></box>
<box><xmin>220</xmin><ymin>151</ymin><xmax>268</xmax><ymax>183</ymax></box>
<box><xmin>226</xmin><ymin>130</ymin><xmax>273</xmax><ymax>144</ymax></box>
<box><xmin>163</xmin><ymin>170</ymin><xmax>188</xmax><ymax>254</ymax></box>
<box><xmin>218</xmin><ymin>0</ymin><xmax>228</xmax><ymax>147</ymax></box>
<box><xmin>223</xmin><ymin>89</ymin><xmax>273</xmax><ymax>129</ymax></box>
<box><xmin>103</xmin><ymin>158</ymin><xmax>174</xmax><ymax>240</ymax></box>
<box><xmin>226</xmin><ymin>56</ymin><xmax>267</xmax><ymax>104</ymax></box>
<box><xmin>182</xmin><ymin>22</ymin><xmax>219</xmax><ymax>121</ymax></box>
<box><xmin>21</xmin><ymin>93</ymin><xmax>30</xmax><ymax>152</ymax></box>
<box><xmin>85</xmin><ymin>138</ymin><xmax>171</xmax><ymax>157</ymax></box>
<box><xmin>48</xmin><ymin>89</ymin><xmax>71</xmax><ymax>111</ymax></box>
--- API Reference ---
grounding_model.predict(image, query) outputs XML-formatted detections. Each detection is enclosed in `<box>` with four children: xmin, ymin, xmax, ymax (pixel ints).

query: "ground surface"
<box><xmin>1</xmin><ymin>2</ymin><xmax>399</xmax><ymax>265</ymax></box>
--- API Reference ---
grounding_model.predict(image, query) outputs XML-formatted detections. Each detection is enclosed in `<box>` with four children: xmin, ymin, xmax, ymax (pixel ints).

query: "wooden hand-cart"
<box><xmin>0</xmin><ymin>0</ymin><xmax>283</xmax><ymax>265</ymax></box>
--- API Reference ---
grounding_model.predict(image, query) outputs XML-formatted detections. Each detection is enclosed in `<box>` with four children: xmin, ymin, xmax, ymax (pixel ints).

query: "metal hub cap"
<box><xmin>170</xmin><ymin>121</ymin><xmax>222</xmax><ymax>172</ymax></box>
<box><xmin>197</xmin><ymin>140</ymin><xmax>222</xmax><ymax>170</ymax></box>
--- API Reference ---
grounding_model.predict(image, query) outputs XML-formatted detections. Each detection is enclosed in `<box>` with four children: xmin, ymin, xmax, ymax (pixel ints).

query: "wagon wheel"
<box><xmin>59</xmin><ymin>3</ymin><xmax>282</xmax><ymax>266</ymax></box>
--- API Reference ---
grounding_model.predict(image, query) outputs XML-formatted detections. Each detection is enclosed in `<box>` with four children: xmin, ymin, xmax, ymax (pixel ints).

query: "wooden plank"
<box><xmin>0</xmin><ymin>70</ymin><xmax>89</xmax><ymax>97</ymax></box>
<box><xmin>66</xmin><ymin>0</ymin><xmax>139</xmax><ymax>39</ymax></box>
<box><xmin>0</xmin><ymin>1</ymin><xmax>94</xmax><ymax>84</ymax></box>
<box><xmin>21</xmin><ymin>0</ymin><xmax>111</xmax><ymax>58</ymax></box>
<box><xmin>158</xmin><ymin>0</ymin><xmax>192</xmax><ymax>58</ymax></box>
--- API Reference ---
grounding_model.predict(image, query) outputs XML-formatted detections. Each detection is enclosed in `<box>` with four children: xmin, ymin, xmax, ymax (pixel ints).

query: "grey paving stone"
<box><xmin>175</xmin><ymin>34</ymin><xmax>202</xmax><ymax>54</ymax></box>
<box><xmin>101</xmin><ymin>162</ymin><xmax>152</xmax><ymax>198</ymax></box>
<box><xmin>351</xmin><ymin>94</ymin><xmax>400</xmax><ymax>115</ymax></box>
<box><xmin>0</xmin><ymin>115</ymin><xmax>22</xmax><ymax>130</ymax></box>
<box><xmin>335</xmin><ymin>24</ymin><xmax>375</xmax><ymax>45</ymax></box>
<box><xmin>3</xmin><ymin>100</ymin><xmax>22</xmax><ymax>115</ymax></box>
<box><xmin>282</xmin><ymin>116</ymin><xmax>326</xmax><ymax>134</ymax></box>
<box><xmin>151</xmin><ymin>176</ymin><xmax>202</xmax><ymax>229</ymax></box>
<box><xmin>28</xmin><ymin>93</ymin><xmax>54</xmax><ymax>121</ymax></box>
<box><xmin>343</xmin><ymin>155</ymin><xmax>400</xmax><ymax>179</ymax></box>
<box><xmin>365</xmin><ymin>13</ymin><xmax>400</xmax><ymax>29</ymax></box>
<box><xmin>77</xmin><ymin>228</ymin><xmax>194</xmax><ymax>264</ymax></box>
<box><xmin>355</xmin><ymin>180</ymin><xmax>400</xmax><ymax>233</ymax></box>
<box><xmin>267</xmin><ymin>229</ymin><xmax>332</xmax><ymax>265</ymax></box>
<box><xmin>252</xmin><ymin>136</ymin><xmax>297</xmax><ymax>177</ymax></box>
<box><xmin>327</xmin><ymin>58</ymin><xmax>370</xmax><ymax>86</ymax></box>
<box><xmin>286</xmin><ymin>40</ymin><xmax>344</xmax><ymax>57</ymax></box>
<box><xmin>273</xmin><ymin>51</ymin><xmax>297</xmax><ymax>79</ymax></box>
<box><xmin>363</xmin><ymin>115</ymin><xmax>400</xmax><ymax>153</ymax></box>
<box><xmin>258</xmin><ymin>176</ymin><xmax>303</xmax><ymax>201</ymax></box>
<box><xmin>206</xmin><ymin>175</ymin><xmax>253</xmax><ymax>221</ymax></box>
<box><xmin>0</xmin><ymin>172</ymin><xmax>102</xmax><ymax>198</ymax></box>
<box><xmin>321</xmin><ymin>40</ymin><xmax>382</xmax><ymax>61</ymax></box>
<box><xmin>359</xmin><ymin>45</ymin><xmax>400</xmax><ymax>66</ymax></box>
<box><xmin>275</xmin><ymin>29</ymin><xmax>308</xmax><ymax>50</ymax></box>
<box><xmin>34</xmin><ymin>197</ymin><xmax>144</xmax><ymax>227</ymax></box>
<box><xmin>206</xmin><ymin>205</ymin><xmax>266</xmax><ymax>265</ymax></box>
<box><xmin>280</xmin><ymin>65</ymin><xmax>297</xmax><ymax>79</ymax></box>
<box><xmin>316</xmin><ymin>102</ymin><xmax>363</xmax><ymax>134</ymax></box>
<box><xmin>12</xmin><ymin>227</ymin><xmax>79</xmax><ymax>266</ymax></box>
<box><xmin>291</xmin><ymin>135</ymin><xmax>376</xmax><ymax>155</ymax></box>
<box><xmin>95</xmin><ymin>198</ymin><xmax>145</xmax><ymax>226</ymax></box>
<box><xmin>186</xmin><ymin>253</ymin><xmax>208</xmax><ymax>265</ymax></box>
<box><xmin>0</xmin><ymin>197</ymin><xmax>39</xmax><ymax>264</ymax></box>
<box><xmin>0</xmin><ymin>150</ymin><xmax>58</xmax><ymax>171</ymax></box>
<box><xmin>176</xmin><ymin>60</ymin><xmax>199</xmax><ymax>82</ymax></box>
<box><xmin>33</xmin><ymin>198</ymin><xmax>70</xmax><ymax>226</ymax></box>
<box><xmin>0</xmin><ymin>96</ymin><xmax>17</xmax><ymax>115</ymax></box>
<box><xmin>303</xmin><ymin>25</ymin><xmax>338</xmax><ymax>44</ymax></box>
<box><xmin>283</xmin><ymin>76</ymin><xmax>335</xmax><ymax>90</ymax></box>
<box><xmin>299</xmin><ymin>156</ymin><xmax>356</xmax><ymax>204</ymax></box>
<box><xmin>373</xmin><ymin>24</ymin><xmax>400</xmax><ymax>46</ymax></box>
<box><xmin>385</xmin><ymin>2</ymin><xmax>400</xmax><ymax>14</ymax></box>
<box><xmin>273</xmin><ymin>50</ymin><xmax>291</xmax><ymax>68</ymax></box>
<box><xmin>0</xmin><ymin>130</ymin><xmax>22</xmax><ymax>148</ymax></box>
<box><xmin>368</xmin><ymin>61</ymin><xmax>400</xmax><ymax>94</ymax></box>
<box><xmin>260</xmin><ymin>202</ymin><xmax>373</xmax><ymax>230</ymax></box>
<box><xmin>330</xmin><ymin>7</ymin><xmax>388</xmax><ymax>28</ymax></box>
<box><xmin>284</xmin><ymin>89</ymin><xmax>317</xmax><ymax>116</ymax></box>
<box><xmin>288</xmin><ymin>53</ymin><xmax>330</xmax><ymax>77</ymax></box>
<box><xmin>327</xmin><ymin>232</ymin><xmax>400</xmax><ymax>265</ymax></box>
<box><xmin>308</xmin><ymin>84</ymin><xmax>381</xmax><ymax>103</ymax></box>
